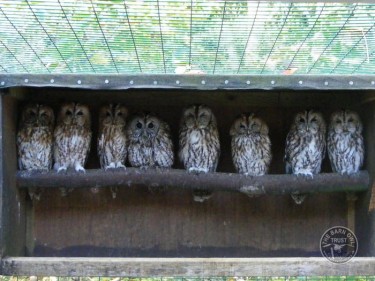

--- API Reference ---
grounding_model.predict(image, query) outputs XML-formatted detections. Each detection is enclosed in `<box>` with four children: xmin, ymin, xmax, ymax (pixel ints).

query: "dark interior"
<box><xmin>2</xmin><ymin>87</ymin><xmax>374</xmax><ymax>258</ymax></box>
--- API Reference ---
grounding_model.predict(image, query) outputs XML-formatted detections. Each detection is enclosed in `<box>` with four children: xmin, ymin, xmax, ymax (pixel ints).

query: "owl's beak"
<box><xmin>141</xmin><ymin>131</ymin><xmax>148</xmax><ymax>141</ymax></box>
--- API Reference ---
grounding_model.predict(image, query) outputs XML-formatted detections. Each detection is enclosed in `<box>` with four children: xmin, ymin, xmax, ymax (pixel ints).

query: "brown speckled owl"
<box><xmin>53</xmin><ymin>102</ymin><xmax>91</xmax><ymax>174</ymax></box>
<box><xmin>98</xmin><ymin>104</ymin><xmax>128</xmax><ymax>170</ymax></box>
<box><xmin>179</xmin><ymin>105</ymin><xmax>220</xmax><ymax>202</ymax></box>
<box><xmin>285</xmin><ymin>110</ymin><xmax>326</xmax><ymax>204</ymax></box>
<box><xmin>17</xmin><ymin>103</ymin><xmax>54</xmax><ymax>200</ymax></box>
<box><xmin>327</xmin><ymin>110</ymin><xmax>364</xmax><ymax>175</ymax></box>
<box><xmin>127</xmin><ymin>112</ymin><xmax>174</xmax><ymax>169</ymax></box>
<box><xmin>230</xmin><ymin>113</ymin><xmax>272</xmax><ymax>176</ymax></box>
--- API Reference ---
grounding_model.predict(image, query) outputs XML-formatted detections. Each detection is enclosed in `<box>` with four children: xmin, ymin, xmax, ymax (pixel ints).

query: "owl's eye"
<box><xmin>311</xmin><ymin>117</ymin><xmax>317</xmax><ymax>122</ymax></box>
<box><xmin>336</xmin><ymin>119</ymin><xmax>342</xmax><ymax>124</ymax></box>
<box><xmin>199</xmin><ymin>113</ymin><xmax>206</xmax><ymax>118</ymax></box>
<box><xmin>29</xmin><ymin>111</ymin><xmax>36</xmax><ymax>117</ymax></box>
<box><xmin>76</xmin><ymin>111</ymin><xmax>83</xmax><ymax>116</ymax></box>
<box><xmin>239</xmin><ymin>124</ymin><xmax>246</xmax><ymax>129</ymax></box>
<box><xmin>348</xmin><ymin>118</ymin><xmax>354</xmax><ymax>123</ymax></box>
<box><xmin>136</xmin><ymin>122</ymin><xmax>143</xmax><ymax>129</ymax></box>
<box><xmin>148</xmin><ymin>123</ymin><xmax>154</xmax><ymax>129</ymax></box>
<box><xmin>117</xmin><ymin>112</ymin><xmax>123</xmax><ymax>116</ymax></box>
<box><xmin>299</xmin><ymin>118</ymin><xmax>305</xmax><ymax>123</ymax></box>
<box><xmin>66</xmin><ymin>110</ymin><xmax>72</xmax><ymax>116</ymax></box>
<box><xmin>106</xmin><ymin>111</ymin><xmax>111</xmax><ymax>117</ymax></box>
<box><xmin>40</xmin><ymin>112</ymin><xmax>48</xmax><ymax>118</ymax></box>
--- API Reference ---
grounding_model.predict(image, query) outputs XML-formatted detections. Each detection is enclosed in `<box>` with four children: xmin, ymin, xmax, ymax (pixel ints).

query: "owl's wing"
<box><xmin>178</xmin><ymin>127</ymin><xmax>188</xmax><ymax>163</ymax></box>
<box><xmin>319</xmin><ymin>132</ymin><xmax>326</xmax><ymax>160</ymax></box>
<box><xmin>83</xmin><ymin>130</ymin><xmax>92</xmax><ymax>166</ymax></box>
<box><xmin>357</xmin><ymin>133</ymin><xmax>365</xmax><ymax>167</ymax></box>
<box><xmin>97</xmin><ymin>132</ymin><xmax>105</xmax><ymax>168</ymax></box>
<box><xmin>284</xmin><ymin>130</ymin><xmax>298</xmax><ymax>174</ymax></box>
<box><xmin>154</xmin><ymin>133</ymin><xmax>174</xmax><ymax>168</ymax></box>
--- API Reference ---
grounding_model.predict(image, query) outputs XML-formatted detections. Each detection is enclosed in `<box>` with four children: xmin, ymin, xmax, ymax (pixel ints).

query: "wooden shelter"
<box><xmin>0</xmin><ymin>1</ymin><xmax>375</xmax><ymax>277</ymax></box>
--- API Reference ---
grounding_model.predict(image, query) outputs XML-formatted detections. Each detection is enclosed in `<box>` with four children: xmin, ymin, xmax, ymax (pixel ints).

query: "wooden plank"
<box><xmin>0</xmin><ymin>93</ymin><xmax>27</xmax><ymax>262</ymax></box>
<box><xmin>0</xmin><ymin>92</ymin><xmax>3</xmax><ymax>273</ymax></box>
<box><xmin>2</xmin><ymin>257</ymin><xmax>375</xmax><ymax>277</ymax></box>
<box><xmin>17</xmin><ymin>169</ymin><xmax>369</xmax><ymax>195</ymax></box>
<box><xmin>0</xmin><ymin>74</ymin><xmax>374</xmax><ymax>90</ymax></box>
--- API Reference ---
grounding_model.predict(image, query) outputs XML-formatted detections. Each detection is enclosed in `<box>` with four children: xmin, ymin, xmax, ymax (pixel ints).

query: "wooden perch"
<box><xmin>16</xmin><ymin>168</ymin><xmax>369</xmax><ymax>196</ymax></box>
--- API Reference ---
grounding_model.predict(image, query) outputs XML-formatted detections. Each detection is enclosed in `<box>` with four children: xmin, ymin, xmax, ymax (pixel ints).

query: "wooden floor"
<box><xmin>2</xmin><ymin>257</ymin><xmax>375</xmax><ymax>277</ymax></box>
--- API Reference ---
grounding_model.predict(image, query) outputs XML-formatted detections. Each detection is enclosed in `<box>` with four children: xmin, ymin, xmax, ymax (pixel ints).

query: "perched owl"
<box><xmin>179</xmin><ymin>105</ymin><xmax>220</xmax><ymax>202</ymax></box>
<box><xmin>127</xmin><ymin>112</ymin><xmax>174</xmax><ymax>169</ymax></box>
<box><xmin>17</xmin><ymin>103</ymin><xmax>54</xmax><ymax>200</ymax></box>
<box><xmin>98</xmin><ymin>104</ymin><xmax>128</xmax><ymax>170</ymax></box>
<box><xmin>285</xmin><ymin>110</ymin><xmax>326</xmax><ymax>204</ymax></box>
<box><xmin>327</xmin><ymin>110</ymin><xmax>364</xmax><ymax>175</ymax></box>
<box><xmin>54</xmin><ymin>102</ymin><xmax>92</xmax><ymax>175</ymax></box>
<box><xmin>230</xmin><ymin>113</ymin><xmax>272</xmax><ymax>176</ymax></box>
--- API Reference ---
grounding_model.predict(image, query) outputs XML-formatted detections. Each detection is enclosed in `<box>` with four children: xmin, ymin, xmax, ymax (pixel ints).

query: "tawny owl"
<box><xmin>54</xmin><ymin>102</ymin><xmax>92</xmax><ymax>175</ymax></box>
<box><xmin>17</xmin><ymin>103</ymin><xmax>54</xmax><ymax>200</ymax></box>
<box><xmin>179</xmin><ymin>105</ymin><xmax>220</xmax><ymax>202</ymax></box>
<box><xmin>127</xmin><ymin>112</ymin><xmax>174</xmax><ymax>169</ymax></box>
<box><xmin>285</xmin><ymin>110</ymin><xmax>326</xmax><ymax>204</ymax></box>
<box><xmin>230</xmin><ymin>113</ymin><xmax>272</xmax><ymax>176</ymax></box>
<box><xmin>327</xmin><ymin>110</ymin><xmax>364</xmax><ymax>175</ymax></box>
<box><xmin>98</xmin><ymin>104</ymin><xmax>128</xmax><ymax>170</ymax></box>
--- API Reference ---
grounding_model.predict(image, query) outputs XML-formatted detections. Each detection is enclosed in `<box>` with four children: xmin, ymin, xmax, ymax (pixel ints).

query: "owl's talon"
<box><xmin>105</xmin><ymin>163</ymin><xmax>116</xmax><ymax>170</ymax></box>
<box><xmin>57</xmin><ymin>166</ymin><xmax>67</xmax><ymax>173</ymax></box>
<box><xmin>193</xmin><ymin>189</ymin><xmax>212</xmax><ymax>203</ymax></box>
<box><xmin>291</xmin><ymin>192</ymin><xmax>307</xmax><ymax>204</ymax></box>
<box><xmin>111</xmin><ymin>187</ymin><xmax>118</xmax><ymax>199</ymax></box>
<box><xmin>295</xmin><ymin>170</ymin><xmax>314</xmax><ymax>179</ymax></box>
<box><xmin>74</xmin><ymin>164</ymin><xmax>86</xmax><ymax>173</ymax></box>
<box><xmin>116</xmin><ymin>162</ymin><xmax>126</xmax><ymax>169</ymax></box>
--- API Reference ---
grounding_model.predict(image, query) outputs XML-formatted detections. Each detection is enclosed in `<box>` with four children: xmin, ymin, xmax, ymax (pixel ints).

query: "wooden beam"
<box><xmin>1</xmin><ymin>74</ymin><xmax>375</xmax><ymax>90</ymax></box>
<box><xmin>16</xmin><ymin>168</ymin><xmax>369</xmax><ymax>195</ymax></box>
<box><xmin>2</xmin><ymin>257</ymin><xmax>375</xmax><ymax>277</ymax></box>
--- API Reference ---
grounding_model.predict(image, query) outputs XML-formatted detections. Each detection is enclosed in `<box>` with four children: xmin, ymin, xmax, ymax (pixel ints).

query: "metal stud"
<box><xmin>349</xmin><ymin>81</ymin><xmax>354</xmax><ymax>85</ymax></box>
<box><xmin>153</xmin><ymin>81</ymin><xmax>158</xmax><ymax>85</ymax></box>
<box><xmin>24</xmin><ymin>79</ymin><xmax>29</xmax><ymax>83</ymax></box>
<box><xmin>201</xmin><ymin>80</ymin><xmax>206</xmax><ymax>85</ymax></box>
<box><xmin>299</xmin><ymin>80</ymin><xmax>303</xmax><ymax>85</ymax></box>
<box><xmin>246</xmin><ymin>80</ymin><xmax>251</xmax><ymax>85</ymax></box>
<box><xmin>104</xmin><ymin>79</ymin><xmax>109</xmax><ymax>84</ymax></box>
<box><xmin>224</xmin><ymin>80</ymin><xmax>229</xmax><ymax>84</ymax></box>
<box><xmin>1</xmin><ymin>81</ymin><xmax>4</xmax><ymax>86</ymax></box>
<box><xmin>77</xmin><ymin>80</ymin><xmax>81</xmax><ymax>85</ymax></box>
<box><xmin>50</xmin><ymin>79</ymin><xmax>55</xmax><ymax>84</ymax></box>
<box><xmin>371</xmin><ymin>81</ymin><xmax>375</xmax><ymax>85</ymax></box>
<box><xmin>271</xmin><ymin>80</ymin><xmax>275</xmax><ymax>85</ymax></box>
<box><xmin>324</xmin><ymin>81</ymin><xmax>329</xmax><ymax>86</ymax></box>
<box><xmin>176</xmin><ymin>80</ymin><xmax>180</xmax><ymax>85</ymax></box>
<box><xmin>129</xmin><ymin>80</ymin><xmax>134</xmax><ymax>85</ymax></box>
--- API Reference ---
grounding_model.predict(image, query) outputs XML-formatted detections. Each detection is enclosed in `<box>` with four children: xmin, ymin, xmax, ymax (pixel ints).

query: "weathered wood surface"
<box><xmin>2</xmin><ymin>257</ymin><xmax>375</xmax><ymax>277</ymax></box>
<box><xmin>0</xmin><ymin>94</ymin><xmax>27</xmax><ymax>261</ymax></box>
<box><xmin>1</xmin><ymin>74</ymin><xmax>375</xmax><ymax>90</ymax></box>
<box><xmin>17</xmin><ymin>169</ymin><xmax>369</xmax><ymax>195</ymax></box>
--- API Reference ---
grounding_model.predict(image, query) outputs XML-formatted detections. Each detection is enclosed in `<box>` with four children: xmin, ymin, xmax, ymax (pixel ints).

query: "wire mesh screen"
<box><xmin>0</xmin><ymin>1</ymin><xmax>374</xmax><ymax>75</ymax></box>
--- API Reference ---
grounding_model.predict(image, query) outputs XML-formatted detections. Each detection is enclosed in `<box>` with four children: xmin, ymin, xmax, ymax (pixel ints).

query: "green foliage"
<box><xmin>0</xmin><ymin>1</ymin><xmax>374</xmax><ymax>74</ymax></box>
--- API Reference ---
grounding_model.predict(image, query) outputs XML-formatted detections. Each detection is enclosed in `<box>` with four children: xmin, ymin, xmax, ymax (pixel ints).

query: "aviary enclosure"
<box><xmin>0</xmin><ymin>0</ymin><xmax>375</xmax><ymax>277</ymax></box>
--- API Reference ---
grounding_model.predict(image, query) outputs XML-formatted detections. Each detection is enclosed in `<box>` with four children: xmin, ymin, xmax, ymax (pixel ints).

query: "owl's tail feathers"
<box><xmin>193</xmin><ymin>189</ymin><xmax>212</xmax><ymax>203</ymax></box>
<box><xmin>291</xmin><ymin>192</ymin><xmax>307</xmax><ymax>204</ymax></box>
<box><xmin>28</xmin><ymin>187</ymin><xmax>41</xmax><ymax>201</ymax></box>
